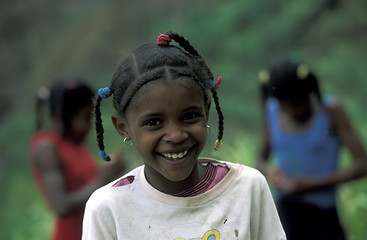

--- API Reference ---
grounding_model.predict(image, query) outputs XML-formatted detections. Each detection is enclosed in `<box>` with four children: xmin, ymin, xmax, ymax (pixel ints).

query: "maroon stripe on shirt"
<box><xmin>172</xmin><ymin>164</ymin><xmax>218</xmax><ymax>197</ymax></box>
<box><xmin>113</xmin><ymin>175</ymin><xmax>135</xmax><ymax>187</ymax></box>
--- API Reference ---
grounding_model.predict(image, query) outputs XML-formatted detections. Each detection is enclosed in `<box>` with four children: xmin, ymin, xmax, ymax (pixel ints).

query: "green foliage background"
<box><xmin>1</xmin><ymin>0</ymin><xmax>366</xmax><ymax>239</ymax></box>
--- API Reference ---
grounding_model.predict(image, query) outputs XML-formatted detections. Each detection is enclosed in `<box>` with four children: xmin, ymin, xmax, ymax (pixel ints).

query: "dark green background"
<box><xmin>1</xmin><ymin>0</ymin><xmax>366</xmax><ymax>239</ymax></box>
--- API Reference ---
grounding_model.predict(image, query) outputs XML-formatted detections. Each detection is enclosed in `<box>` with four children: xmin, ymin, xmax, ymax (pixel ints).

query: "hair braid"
<box><xmin>166</xmin><ymin>31</ymin><xmax>213</xmax><ymax>79</ymax></box>
<box><xmin>166</xmin><ymin>31</ymin><xmax>200</xmax><ymax>57</ymax></box>
<box><xmin>259</xmin><ymin>83</ymin><xmax>270</xmax><ymax>110</ymax></box>
<box><xmin>211</xmin><ymin>89</ymin><xmax>224</xmax><ymax>143</ymax></box>
<box><xmin>94</xmin><ymin>95</ymin><xmax>111</xmax><ymax>161</ymax></box>
<box><xmin>308</xmin><ymin>73</ymin><xmax>322</xmax><ymax>103</ymax></box>
<box><xmin>35</xmin><ymin>97</ymin><xmax>42</xmax><ymax>131</ymax></box>
<box><xmin>35</xmin><ymin>86</ymin><xmax>51</xmax><ymax>132</ymax></box>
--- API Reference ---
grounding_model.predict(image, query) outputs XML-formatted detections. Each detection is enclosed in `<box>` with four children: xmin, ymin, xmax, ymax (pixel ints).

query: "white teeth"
<box><xmin>162</xmin><ymin>150</ymin><xmax>188</xmax><ymax>160</ymax></box>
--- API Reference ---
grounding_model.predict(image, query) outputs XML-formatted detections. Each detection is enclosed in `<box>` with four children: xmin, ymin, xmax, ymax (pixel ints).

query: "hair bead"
<box><xmin>98</xmin><ymin>87</ymin><xmax>112</xmax><ymax>98</ymax></box>
<box><xmin>214</xmin><ymin>139</ymin><xmax>223</xmax><ymax>150</ymax></box>
<box><xmin>99</xmin><ymin>150</ymin><xmax>110</xmax><ymax>161</ymax></box>
<box><xmin>157</xmin><ymin>34</ymin><xmax>171</xmax><ymax>45</ymax></box>
<box><xmin>207</xmin><ymin>76</ymin><xmax>223</xmax><ymax>90</ymax></box>
<box><xmin>214</xmin><ymin>76</ymin><xmax>222</xmax><ymax>89</ymax></box>
<box><xmin>296</xmin><ymin>64</ymin><xmax>309</xmax><ymax>80</ymax></box>
<box><xmin>258</xmin><ymin>70</ymin><xmax>270</xmax><ymax>85</ymax></box>
<box><xmin>37</xmin><ymin>87</ymin><xmax>50</xmax><ymax>100</ymax></box>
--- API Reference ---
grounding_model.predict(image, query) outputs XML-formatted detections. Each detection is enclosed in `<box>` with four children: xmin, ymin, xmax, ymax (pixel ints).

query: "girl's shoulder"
<box><xmin>265</xmin><ymin>97</ymin><xmax>279</xmax><ymax>109</ymax></box>
<box><xmin>199</xmin><ymin>158</ymin><xmax>266</xmax><ymax>182</ymax></box>
<box><xmin>321</xmin><ymin>95</ymin><xmax>347</xmax><ymax>119</ymax></box>
<box><xmin>198</xmin><ymin>157</ymin><xmax>229</xmax><ymax>167</ymax></box>
<box><xmin>86</xmin><ymin>166</ymin><xmax>144</xmax><ymax>207</ymax></box>
<box><xmin>30</xmin><ymin>132</ymin><xmax>60</xmax><ymax>158</ymax></box>
<box><xmin>31</xmin><ymin>131</ymin><xmax>59</xmax><ymax>143</ymax></box>
<box><xmin>322</xmin><ymin>96</ymin><xmax>352</xmax><ymax>132</ymax></box>
<box><xmin>110</xmin><ymin>166</ymin><xmax>145</xmax><ymax>188</ymax></box>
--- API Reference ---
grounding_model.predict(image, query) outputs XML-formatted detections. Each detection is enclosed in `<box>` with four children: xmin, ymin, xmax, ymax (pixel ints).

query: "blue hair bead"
<box><xmin>99</xmin><ymin>150</ymin><xmax>110</xmax><ymax>161</ymax></box>
<box><xmin>206</xmin><ymin>79</ymin><xmax>216</xmax><ymax>89</ymax></box>
<box><xmin>98</xmin><ymin>87</ymin><xmax>112</xmax><ymax>99</ymax></box>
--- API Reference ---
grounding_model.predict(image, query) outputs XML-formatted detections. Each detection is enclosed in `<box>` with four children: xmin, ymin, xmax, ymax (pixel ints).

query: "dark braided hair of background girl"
<box><xmin>95</xmin><ymin>31</ymin><xmax>224</xmax><ymax>161</ymax></box>
<box><xmin>259</xmin><ymin>60</ymin><xmax>322</xmax><ymax>105</ymax></box>
<box><xmin>36</xmin><ymin>78</ymin><xmax>95</xmax><ymax>135</ymax></box>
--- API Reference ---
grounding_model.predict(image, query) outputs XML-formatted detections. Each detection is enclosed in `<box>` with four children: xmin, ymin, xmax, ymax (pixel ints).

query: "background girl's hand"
<box><xmin>267</xmin><ymin>167</ymin><xmax>287</xmax><ymax>186</ymax></box>
<box><xmin>99</xmin><ymin>150</ymin><xmax>127</xmax><ymax>184</ymax></box>
<box><xmin>275</xmin><ymin>175</ymin><xmax>315</xmax><ymax>194</ymax></box>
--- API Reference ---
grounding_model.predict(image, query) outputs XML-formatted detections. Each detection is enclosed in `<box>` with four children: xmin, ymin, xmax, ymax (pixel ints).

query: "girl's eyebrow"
<box><xmin>182</xmin><ymin>105</ymin><xmax>203</xmax><ymax>112</ymax></box>
<box><xmin>138</xmin><ymin>105</ymin><xmax>203</xmax><ymax>118</ymax></box>
<box><xmin>139</xmin><ymin>112</ymin><xmax>162</xmax><ymax>119</ymax></box>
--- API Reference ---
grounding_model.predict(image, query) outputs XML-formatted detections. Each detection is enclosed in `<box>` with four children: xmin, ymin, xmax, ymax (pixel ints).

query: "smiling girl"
<box><xmin>82</xmin><ymin>32</ymin><xmax>285</xmax><ymax>240</ymax></box>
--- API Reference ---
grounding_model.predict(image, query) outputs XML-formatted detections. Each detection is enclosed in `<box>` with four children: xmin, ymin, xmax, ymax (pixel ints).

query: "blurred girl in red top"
<box><xmin>29</xmin><ymin>78</ymin><xmax>126</xmax><ymax>240</ymax></box>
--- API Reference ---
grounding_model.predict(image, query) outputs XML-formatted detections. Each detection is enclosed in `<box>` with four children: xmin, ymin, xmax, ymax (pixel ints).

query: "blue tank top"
<box><xmin>266</xmin><ymin>97</ymin><xmax>341</xmax><ymax>208</ymax></box>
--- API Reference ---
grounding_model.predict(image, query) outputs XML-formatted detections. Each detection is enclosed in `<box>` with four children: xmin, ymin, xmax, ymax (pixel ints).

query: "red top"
<box><xmin>29</xmin><ymin>132</ymin><xmax>98</xmax><ymax>240</ymax></box>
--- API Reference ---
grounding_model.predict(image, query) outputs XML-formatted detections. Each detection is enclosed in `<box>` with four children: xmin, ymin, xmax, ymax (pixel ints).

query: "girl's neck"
<box><xmin>63</xmin><ymin>134</ymin><xmax>84</xmax><ymax>145</ymax></box>
<box><xmin>145</xmin><ymin>163</ymin><xmax>207</xmax><ymax>195</ymax></box>
<box><xmin>280</xmin><ymin>100</ymin><xmax>320</xmax><ymax>132</ymax></box>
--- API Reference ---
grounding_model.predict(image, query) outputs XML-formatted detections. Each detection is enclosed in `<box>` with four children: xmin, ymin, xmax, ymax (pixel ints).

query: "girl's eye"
<box><xmin>183</xmin><ymin>112</ymin><xmax>202</xmax><ymax>121</ymax></box>
<box><xmin>143</xmin><ymin>119</ymin><xmax>161</xmax><ymax>126</ymax></box>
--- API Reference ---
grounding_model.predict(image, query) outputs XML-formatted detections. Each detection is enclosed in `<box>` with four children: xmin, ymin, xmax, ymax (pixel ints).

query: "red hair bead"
<box><xmin>157</xmin><ymin>34</ymin><xmax>171</xmax><ymax>45</ymax></box>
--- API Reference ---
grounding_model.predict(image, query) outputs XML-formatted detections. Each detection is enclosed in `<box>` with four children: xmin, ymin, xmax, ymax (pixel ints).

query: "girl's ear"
<box><xmin>111</xmin><ymin>113</ymin><xmax>129</xmax><ymax>138</ymax></box>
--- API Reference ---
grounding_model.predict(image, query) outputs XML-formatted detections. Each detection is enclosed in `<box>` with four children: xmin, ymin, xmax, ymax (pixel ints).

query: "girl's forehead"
<box><xmin>127</xmin><ymin>77</ymin><xmax>204</xmax><ymax>111</ymax></box>
<box><xmin>139</xmin><ymin>76</ymin><xmax>197</xmax><ymax>94</ymax></box>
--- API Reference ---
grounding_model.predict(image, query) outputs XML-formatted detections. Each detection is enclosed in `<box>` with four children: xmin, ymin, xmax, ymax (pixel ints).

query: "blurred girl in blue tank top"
<box><xmin>256</xmin><ymin>60</ymin><xmax>367</xmax><ymax>240</ymax></box>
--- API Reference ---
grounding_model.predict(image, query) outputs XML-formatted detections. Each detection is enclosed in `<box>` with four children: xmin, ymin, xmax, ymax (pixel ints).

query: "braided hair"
<box><xmin>95</xmin><ymin>31</ymin><xmax>224</xmax><ymax>161</ymax></box>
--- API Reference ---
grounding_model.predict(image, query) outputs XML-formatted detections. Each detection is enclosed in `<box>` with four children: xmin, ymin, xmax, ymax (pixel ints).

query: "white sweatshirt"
<box><xmin>82</xmin><ymin>160</ymin><xmax>286</xmax><ymax>240</ymax></box>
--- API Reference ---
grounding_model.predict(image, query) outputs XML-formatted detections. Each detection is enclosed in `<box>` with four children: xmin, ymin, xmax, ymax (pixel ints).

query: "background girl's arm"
<box><xmin>34</xmin><ymin>141</ymin><xmax>125</xmax><ymax>217</ymax></box>
<box><xmin>257</xmin><ymin>119</ymin><xmax>286</xmax><ymax>186</ymax></box>
<box><xmin>325</xmin><ymin>101</ymin><xmax>367</xmax><ymax>181</ymax></box>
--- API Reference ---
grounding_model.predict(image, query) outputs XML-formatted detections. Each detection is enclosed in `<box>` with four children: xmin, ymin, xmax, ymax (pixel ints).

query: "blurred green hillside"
<box><xmin>1</xmin><ymin>0</ymin><xmax>367</xmax><ymax>239</ymax></box>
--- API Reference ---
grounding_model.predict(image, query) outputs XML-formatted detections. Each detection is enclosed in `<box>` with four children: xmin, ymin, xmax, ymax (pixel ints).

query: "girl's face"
<box><xmin>66</xmin><ymin>105</ymin><xmax>92</xmax><ymax>143</ymax></box>
<box><xmin>280</xmin><ymin>99</ymin><xmax>312</xmax><ymax>122</ymax></box>
<box><xmin>113</xmin><ymin>77</ymin><xmax>210</xmax><ymax>193</ymax></box>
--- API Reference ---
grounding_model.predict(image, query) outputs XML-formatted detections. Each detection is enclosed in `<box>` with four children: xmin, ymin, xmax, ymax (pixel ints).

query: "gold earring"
<box><xmin>123</xmin><ymin>137</ymin><xmax>133</xmax><ymax>147</ymax></box>
<box><xmin>206</xmin><ymin>125</ymin><xmax>211</xmax><ymax>135</ymax></box>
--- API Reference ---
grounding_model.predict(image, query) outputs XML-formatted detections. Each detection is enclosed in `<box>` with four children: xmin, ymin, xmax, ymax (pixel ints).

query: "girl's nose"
<box><xmin>162</xmin><ymin>124</ymin><xmax>188</xmax><ymax>143</ymax></box>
